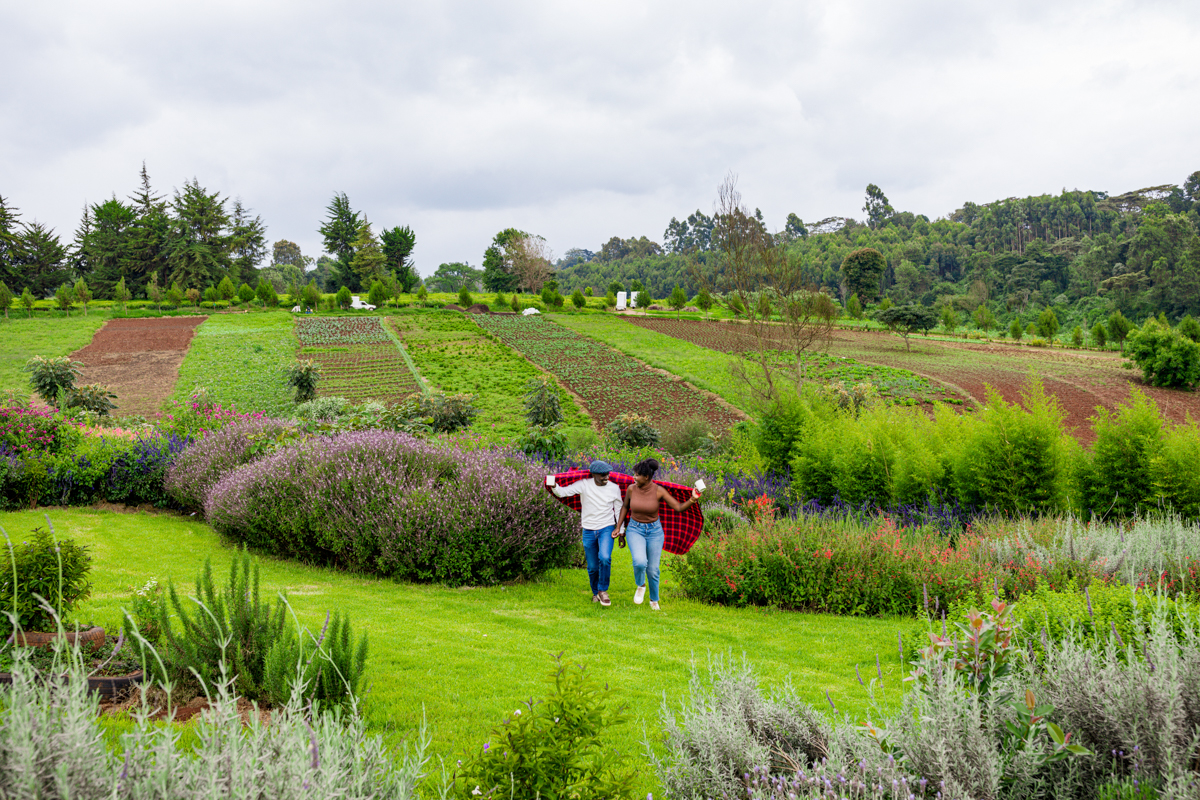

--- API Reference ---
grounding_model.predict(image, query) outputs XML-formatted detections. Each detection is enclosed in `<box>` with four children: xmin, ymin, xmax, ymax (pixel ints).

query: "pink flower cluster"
<box><xmin>0</xmin><ymin>405</ymin><xmax>60</xmax><ymax>453</ymax></box>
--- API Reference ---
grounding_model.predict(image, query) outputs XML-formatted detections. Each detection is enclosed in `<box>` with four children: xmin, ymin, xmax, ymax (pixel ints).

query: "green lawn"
<box><xmin>389</xmin><ymin>309</ymin><xmax>591</xmax><ymax>440</ymax></box>
<box><xmin>173</xmin><ymin>312</ymin><xmax>295</xmax><ymax>415</ymax></box>
<box><xmin>550</xmin><ymin>312</ymin><xmax>753</xmax><ymax>415</ymax></box>
<box><xmin>0</xmin><ymin>314</ymin><xmax>109</xmax><ymax>397</ymax></box>
<box><xmin>3</xmin><ymin>507</ymin><xmax>909</xmax><ymax>794</ymax></box>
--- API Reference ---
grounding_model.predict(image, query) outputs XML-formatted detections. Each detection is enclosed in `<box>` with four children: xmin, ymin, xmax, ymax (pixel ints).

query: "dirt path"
<box><xmin>70</xmin><ymin>317</ymin><xmax>207</xmax><ymax>417</ymax></box>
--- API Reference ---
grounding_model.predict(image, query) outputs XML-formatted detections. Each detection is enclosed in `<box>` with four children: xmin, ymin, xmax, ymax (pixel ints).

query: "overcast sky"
<box><xmin>3</xmin><ymin>0</ymin><xmax>1198</xmax><ymax>276</ymax></box>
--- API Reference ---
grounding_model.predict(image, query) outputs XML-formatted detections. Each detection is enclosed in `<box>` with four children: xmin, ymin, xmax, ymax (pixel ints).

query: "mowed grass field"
<box><xmin>3</xmin><ymin>507</ymin><xmax>910</xmax><ymax>794</ymax></box>
<box><xmin>0</xmin><ymin>314</ymin><xmax>110</xmax><ymax>398</ymax></box>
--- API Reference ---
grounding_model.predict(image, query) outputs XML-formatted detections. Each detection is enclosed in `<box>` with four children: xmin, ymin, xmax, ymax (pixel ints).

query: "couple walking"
<box><xmin>548</xmin><ymin>458</ymin><xmax>700</xmax><ymax>610</ymax></box>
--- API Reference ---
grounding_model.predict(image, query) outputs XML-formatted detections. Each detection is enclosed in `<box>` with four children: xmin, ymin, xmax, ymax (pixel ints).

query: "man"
<box><xmin>548</xmin><ymin>460</ymin><xmax>623</xmax><ymax>606</ymax></box>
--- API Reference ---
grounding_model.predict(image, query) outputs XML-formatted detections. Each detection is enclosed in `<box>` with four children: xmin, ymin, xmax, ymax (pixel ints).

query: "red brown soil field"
<box><xmin>625</xmin><ymin>317</ymin><xmax>1200</xmax><ymax>445</ymax></box>
<box><xmin>828</xmin><ymin>329</ymin><xmax>1200</xmax><ymax>445</ymax></box>
<box><xmin>69</xmin><ymin>317</ymin><xmax>206</xmax><ymax>417</ymax></box>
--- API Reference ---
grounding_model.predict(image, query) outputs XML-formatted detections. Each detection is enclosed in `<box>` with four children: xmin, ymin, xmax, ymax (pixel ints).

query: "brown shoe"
<box><xmin>592</xmin><ymin>594</ymin><xmax>599</xmax><ymax>603</ymax></box>
<box><xmin>598</xmin><ymin>591</ymin><xmax>611</xmax><ymax>607</ymax></box>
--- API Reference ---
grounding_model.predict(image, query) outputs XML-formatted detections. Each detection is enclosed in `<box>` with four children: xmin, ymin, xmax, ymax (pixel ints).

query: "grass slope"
<box><xmin>390</xmin><ymin>309</ymin><xmax>590</xmax><ymax>440</ymax></box>
<box><xmin>550</xmin><ymin>312</ymin><xmax>752</xmax><ymax>416</ymax></box>
<box><xmin>173</xmin><ymin>312</ymin><xmax>295</xmax><ymax>415</ymax></box>
<box><xmin>0</xmin><ymin>314</ymin><xmax>109</xmax><ymax>397</ymax></box>
<box><xmin>6</xmin><ymin>507</ymin><xmax>909</xmax><ymax>794</ymax></box>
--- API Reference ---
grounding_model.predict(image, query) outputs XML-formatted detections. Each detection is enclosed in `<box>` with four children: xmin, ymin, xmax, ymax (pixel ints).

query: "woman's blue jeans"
<box><xmin>582</xmin><ymin>525</ymin><xmax>615</xmax><ymax>595</ymax></box>
<box><xmin>626</xmin><ymin>519</ymin><xmax>664</xmax><ymax>602</ymax></box>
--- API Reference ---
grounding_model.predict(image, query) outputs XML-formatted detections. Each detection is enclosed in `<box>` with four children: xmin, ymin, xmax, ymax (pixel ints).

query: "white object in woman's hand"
<box><xmin>545</xmin><ymin>475</ymin><xmax>555</xmax><ymax>486</ymax></box>
<box><xmin>695</xmin><ymin>479</ymin><xmax>706</xmax><ymax>492</ymax></box>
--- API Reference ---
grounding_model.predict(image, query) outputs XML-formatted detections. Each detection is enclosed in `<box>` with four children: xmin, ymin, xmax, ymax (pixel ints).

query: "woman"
<box><xmin>614</xmin><ymin>458</ymin><xmax>699</xmax><ymax>611</ymax></box>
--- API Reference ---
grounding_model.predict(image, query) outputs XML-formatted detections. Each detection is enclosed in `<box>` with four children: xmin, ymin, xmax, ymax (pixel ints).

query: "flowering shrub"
<box><xmin>159</xmin><ymin>395</ymin><xmax>268</xmax><ymax>441</ymax></box>
<box><xmin>205</xmin><ymin>431</ymin><xmax>578</xmax><ymax>585</ymax></box>
<box><xmin>674</xmin><ymin>514</ymin><xmax>1000</xmax><ymax>616</ymax></box>
<box><xmin>164</xmin><ymin>418</ymin><xmax>293</xmax><ymax>510</ymax></box>
<box><xmin>0</xmin><ymin>405</ymin><xmax>74</xmax><ymax>456</ymax></box>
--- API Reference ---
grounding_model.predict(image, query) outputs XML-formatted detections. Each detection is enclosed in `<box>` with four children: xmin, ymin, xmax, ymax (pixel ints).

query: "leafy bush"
<box><xmin>0</xmin><ymin>645</ymin><xmax>435</xmax><ymax>798</ymax></box>
<box><xmin>164</xmin><ymin>418</ymin><xmax>294</xmax><ymax>510</ymax></box>
<box><xmin>24</xmin><ymin>356</ymin><xmax>82</xmax><ymax>407</ymax></box>
<box><xmin>1012</xmin><ymin>580</ymin><xmax>1199</xmax><ymax>659</ymax></box>
<box><xmin>1078</xmin><ymin>390</ymin><xmax>1163</xmax><ymax>518</ymax></box>
<box><xmin>0</xmin><ymin>406</ymin><xmax>71</xmax><ymax>455</ymax></box>
<box><xmin>62</xmin><ymin>383</ymin><xmax>117</xmax><ymax>415</ymax></box>
<box><xmin>660</xmin><ymin>416</ymin><xmax>719</xmax><ymax>457</ymax></box>
<box><xmin>453</xmin><ymin>656</ymin><xmax>638</xmax><ymax>800</ymax></box>
<box><xmin>1125</xmin><ymin>320</ymin><xmax>1200</xmax><ymax>389</ymax></box>
<box><xmin>604</xmin><ymin>412</ymin><xmax>660</xmax><ymax>448</ymax></box>
<box><xmin>522</xmin><ymin>376</ymin><xmax>563</xmax><ymax>427</ymax></box>
<box><xmin>205</xmin><ymin>431</ymin><xmax>577</xmax><ymax>585</ymax></box>
<box><xmin>284</xmin><ymin>358</ymin><xmax>321</xmax><ymax>403</ymax></box>
<box><xmin>295</xmin><ymin>396</ymin><xmax>351</xmax><ymax>420</ymax></box>
<box><xmin>955</xmin><ymin>380</ymin><xmax>1076</xmax><ymax>514</ymax></box>
<box><xmin>147</xmin><ymin>549</ymin><xmax>287</xmax><ymax>700</ymax></box>
<box><xmin>0</xmin><ymin>522</ymin><xmax>92</xmax><ymax>635</ymax></box>
<box><xmin>517</xmin><ymin>424</ymin><xmax>568</xmax><ymax>460</ymax></box>
<box><xmin>263</xmin><ymin>610</ymin><xmax>369</xmax><ymax>711</ymax></box>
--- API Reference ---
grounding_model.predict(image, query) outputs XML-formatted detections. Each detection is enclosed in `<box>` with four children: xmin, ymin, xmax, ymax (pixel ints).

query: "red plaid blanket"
<box><xmin>544</xmin><ymin>469</ymin><xmax>705</xmax><ymax>554</ymax></box>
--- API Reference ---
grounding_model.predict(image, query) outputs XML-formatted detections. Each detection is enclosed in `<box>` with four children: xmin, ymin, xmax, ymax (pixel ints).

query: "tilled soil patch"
<box><xmin>70</xmin><ymin>317</ymin><xmax>206</xmax><ymax>417</ymax></box>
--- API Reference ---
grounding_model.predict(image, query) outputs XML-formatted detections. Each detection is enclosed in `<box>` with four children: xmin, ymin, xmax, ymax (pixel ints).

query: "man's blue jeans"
<box><xmin>626</xmin><ymin>519</ymin><xmax>664</xmax><ymax>602</ymax></box>
<box><xmin>582</xmin><ymin>525</ymin><xmax>615</xmax><ymax>595</ymax></box>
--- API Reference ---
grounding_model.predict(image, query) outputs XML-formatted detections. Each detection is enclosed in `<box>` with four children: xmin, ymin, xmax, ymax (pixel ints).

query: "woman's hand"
<box><xmin>691</xmin><ymin>488</ymin><xmax>701</xmax><ymax>500</ymax></box>
<box><xmin>612</xmin><ymin>527</ymin><xmax>622</xmax><ymax>539</ymax></box>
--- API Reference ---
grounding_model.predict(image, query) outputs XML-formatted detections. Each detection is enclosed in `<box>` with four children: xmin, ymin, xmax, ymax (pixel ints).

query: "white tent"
<box><xmin>521</xmin><ymin>307</ymin><xmax>541</xmax><ymax>316</ymax></box>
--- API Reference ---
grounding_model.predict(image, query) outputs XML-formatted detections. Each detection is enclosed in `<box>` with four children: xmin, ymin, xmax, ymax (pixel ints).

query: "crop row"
<box><xmin>295</xmin><ymin>317</ymin><xmax>392</xmax><ymax>346</ymax></box>
<box><xmin>471</xmin><ymin>314</ymin><xmax>742</xmax><ymax>430</ymax></box>
<box><xmin>623</xmin><ymin>317</ymin><xmax>959</xmax><ymax>405</ymax></box>
<box><xmin>297</xmin><ymin>338</ymin><xmax>421</xmax><ymax>404</ymax></box>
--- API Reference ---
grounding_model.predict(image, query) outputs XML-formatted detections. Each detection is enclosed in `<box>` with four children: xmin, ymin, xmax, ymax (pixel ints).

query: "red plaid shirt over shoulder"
<box><xmin>544</xmin><ymin>469</ymin><xmax>705</xmax><ymax>554</ymax></box>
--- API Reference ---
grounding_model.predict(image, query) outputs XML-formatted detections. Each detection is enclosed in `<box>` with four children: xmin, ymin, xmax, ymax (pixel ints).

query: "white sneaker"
<box><xmin>634</xmin><ymin>585</ymin><xmax>646</xmax><ymax>605</ymax></box>
<box><xmin>650</xmin><ymin>601</ymin><xmax>660</xmax><ymax>611</ymax></box>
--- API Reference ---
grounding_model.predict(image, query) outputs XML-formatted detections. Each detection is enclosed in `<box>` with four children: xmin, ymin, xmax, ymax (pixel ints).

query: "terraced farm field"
<box><xmin>624</xmin><ymin>317</ymin><xmax>962</xmax><ymax>406</ymax></box>
<box><xmin>388</xmin><ymin>310</ymin><xmax>589</xmax><ymax>440</ymax></box>
<box><xmin>472</xmin><ymin>314</ymin><xmax>743</xmax><ymax>430</ymax></box>
<box><xmin>819</xmin><ymin>329</ymin><xmax>1200</xmax><ymax>444</ymax></box>
<box><xmin>295</xmin><ymin>316</ymin><xmax>421</xmax><ymax>404</ymax></box>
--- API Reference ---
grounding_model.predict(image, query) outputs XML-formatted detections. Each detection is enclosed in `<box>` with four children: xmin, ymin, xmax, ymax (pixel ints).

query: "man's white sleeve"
<box><xmin>552</xmin><ymin>482</ymin><xmax>583</xmax><ymax>498</ymax></box>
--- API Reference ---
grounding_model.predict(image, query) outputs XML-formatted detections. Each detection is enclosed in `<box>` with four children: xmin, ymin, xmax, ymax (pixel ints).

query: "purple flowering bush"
<box><xmin>164</xmin><ymin>418</ymin><xmax>294</xmax><ymax>510</ymax></box>
<box><xmin>205</xmin><ymin>431</ymin><xmax>578</xmax><ymax>585</ymax></box>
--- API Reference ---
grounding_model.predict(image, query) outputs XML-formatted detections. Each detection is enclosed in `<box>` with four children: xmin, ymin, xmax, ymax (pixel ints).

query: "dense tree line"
<box><xmin>0</xmin><ymin>165</ymin><xmax>269</xmax><ymax>301</ymax></box>
<box><xmin>550</xmin><ymin>172</ymin><xmax>1200</xmax><ymax>330</ymax></box>
<box><xmin>0</xmin><ymin>177</ymin><xmax>420</xmax><ymax>303</ymax></box>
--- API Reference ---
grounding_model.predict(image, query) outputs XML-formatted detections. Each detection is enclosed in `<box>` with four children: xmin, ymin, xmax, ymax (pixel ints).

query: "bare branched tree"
<box><xmin>509</xmin><ymin>234</ymin><xmax>554</xmax><ymax>293</ymax></box>
<box><xmin>712</xmin><ymin>173</ymin><xmax>835</xmax><ymax>406</ymax></box>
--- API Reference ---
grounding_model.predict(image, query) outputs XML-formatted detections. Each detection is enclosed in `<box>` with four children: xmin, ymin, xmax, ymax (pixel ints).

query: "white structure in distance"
<box><xmin>616</xmin><ymin>292</ymin><xmax>637</xmax><ymax>310</ymax></box>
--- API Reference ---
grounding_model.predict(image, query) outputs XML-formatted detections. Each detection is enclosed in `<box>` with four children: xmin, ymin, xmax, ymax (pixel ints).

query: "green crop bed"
<box><xmin>173</xmin><ymin>312</ymin><xmax>295</xmax><ymax>415</ymax></box>
<box><xmin>473</xmin><ymin>313</ymin><xmax>745</xmax><ymax>431</ymax></box>
<box><xmin>389</xmin><ymin>310</ymin><xmax>589</xmax><ymax>440</ymax></box>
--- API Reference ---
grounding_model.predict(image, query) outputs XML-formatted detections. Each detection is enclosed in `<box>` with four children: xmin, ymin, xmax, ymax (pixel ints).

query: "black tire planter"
<box><xmin>0</xmin><ymin>669</ymin><xmax>144</xmax><ymax>698</ymax></box>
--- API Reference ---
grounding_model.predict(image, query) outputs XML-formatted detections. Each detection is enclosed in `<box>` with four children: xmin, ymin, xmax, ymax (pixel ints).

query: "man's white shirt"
<box><xmin>552</xmin><ymin>479</ymin><xmax>623</xmax><ymax>530</ymax></box>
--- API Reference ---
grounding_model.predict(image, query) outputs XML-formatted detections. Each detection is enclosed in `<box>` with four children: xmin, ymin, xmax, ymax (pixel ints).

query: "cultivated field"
<box><xmin>824</xmin><ymin>329</ymin><xmax>1200</xmax><ymax>443</ymax></box>
<box><xmin>389</xmin><ymin>310</ymin><xmax>590</xmax><ymax>439</ymax></box>
<box><xmin>173</xmin><ymin>312</ymin><xmax>295</xmax><ymax>415</ymax></box>
<box><xmin>70</xmin><ymin>317</ymin><xmax>206</xmax><ymax>417</ymax></box>
<box><xmin>473</xmin><ymin>313</ymin><xmax>745</xmax><ymax>430</ymax></box>
<box><xmin>295</xmin><ymin>316</ymin><xmax>422</xmax><ymax>404</ymax></box>
<box><xmin>624</xmin><ymin>317</ymin><xmax>963</xmax><ymax>406</ymax></box>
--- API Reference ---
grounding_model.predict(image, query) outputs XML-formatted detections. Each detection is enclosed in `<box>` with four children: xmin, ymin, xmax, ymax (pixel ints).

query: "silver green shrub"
<box><xmin>0</xmin><ymin>642</ymin><xmax>436</xmax><ymax>799</ymax></box>
<box><xmin>294</xmin><ymin>396</ymin><xmax>350</xmax><ymax>420</ymax></box>
<box><xmin>655</xmin><ymin>604</ymin><xmax>1200</xmax><ymax>799</ymax></box>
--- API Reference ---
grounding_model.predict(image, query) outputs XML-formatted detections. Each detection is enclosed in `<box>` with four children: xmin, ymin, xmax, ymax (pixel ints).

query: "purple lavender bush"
<box><xmin>164</xmin><ymin>418</ymin><xmax>294</xmax><ymax>510</ymax></box>
<box><xmin>205</xmin><ymin>431</ymin><xmax>578</xmax><ymax>585</ymax></box>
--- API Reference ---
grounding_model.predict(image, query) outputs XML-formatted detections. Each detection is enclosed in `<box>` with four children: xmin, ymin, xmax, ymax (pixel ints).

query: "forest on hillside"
<box><xmin>554</xmin><ymin>173</ymin><xmax>1200</xmax><ymax>331</ymax></box>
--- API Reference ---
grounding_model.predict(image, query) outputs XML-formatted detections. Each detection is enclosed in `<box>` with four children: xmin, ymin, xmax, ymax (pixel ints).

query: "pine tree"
<box><xmin>350</xmin><ymin>220</ymin><xmax>386</xmax><ymax>286</ymax></box>
<box><xmin>74</xmin><ymin>278</ymin><xmax>92</xmax><ymax>315</ymax></box>
<box><xmin>17</xmin><ymin>222</ymin><xmax>70</xmax><ymax>298</ymax></box>
<box><xmin>229</xmin><ymin>199</ymin><xmax>268</xmax><ymax>286</ymax></box>
<box><xmin>0</xmin><ymin>281</ymin><xmax>12</xmax><ymax>319</ymax></box>
<box><xmin>125</xmin><ymin>163</ymin><xmax>170</xmax><ymax>296</ymax></box>
<box><xmin>167</xmin><ymin>180</ymin><xmax>231</xmax><ymax>290</ymax></box>
<box><xmin>319</xmin><ymin>193</ymin><xmax>363</xmax><ymax>290</ymax></box>
<box><xmin>113</xmin><ymin>276</ymin><xmax>132</xmax><ymax>312</ymax></box>
<box><xmin>0</xmin><ymin>195</ymin><xmax>23</xmax><ymax>288</ymax></box>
